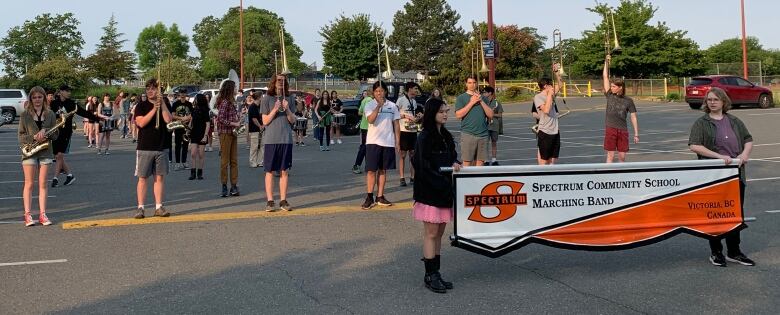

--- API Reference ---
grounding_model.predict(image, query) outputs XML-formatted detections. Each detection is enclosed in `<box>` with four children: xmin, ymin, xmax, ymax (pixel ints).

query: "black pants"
<box><xmin>709</xmin><ymin>181</ymin><xmax>745</xmax><ymax>255</ymax></box>
<box><xmin>354</xmin><ymin>129</ymin><xmax>367</xmax><ymax>166</ymax></box>
<box><xmin>319</xmin><ymin>125</ymin><xmax>331</xmax><ymax>146</ymax></box>
<box><xmin>174</xmin><ymin>130</ymin><xmax>189</xmax><ymax>163</ymax></box>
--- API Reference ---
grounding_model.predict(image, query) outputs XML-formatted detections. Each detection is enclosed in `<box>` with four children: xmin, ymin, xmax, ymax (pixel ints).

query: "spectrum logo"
<box><xmin>465</xmin><ymin>181</ymin><xmax>528</xmax><ymax>223</ymax></box>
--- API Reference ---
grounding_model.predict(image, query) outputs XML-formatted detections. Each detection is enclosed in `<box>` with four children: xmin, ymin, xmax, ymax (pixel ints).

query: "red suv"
<box><xmin>685</xmin><ymin>75</ymin><xmax>773</xmax><ymax>109</ymax></box>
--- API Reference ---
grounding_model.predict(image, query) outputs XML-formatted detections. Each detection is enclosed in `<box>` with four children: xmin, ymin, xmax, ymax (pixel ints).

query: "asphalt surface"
<box><xmin>1</xmin><ymin>98</ymin><xmax>779</xmax><ymax>314</ymax></box>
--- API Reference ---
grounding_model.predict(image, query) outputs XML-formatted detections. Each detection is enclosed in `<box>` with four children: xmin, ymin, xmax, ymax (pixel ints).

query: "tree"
<box><xmin>462</xmin><ymin>23</ymin><xmax>547</xmax><ymax>80</ymax></box>
<box><xmin>320</xmin><ymin>14</ymin><xmax>382</xmax><ymax>81</ymax></box>
<box><xmin>144</xmin><ymin>58</ymin><xmax>201</xmax><ymax>88</ymax></box>
<box><xmin>84</xmin><ymin>14</ymin><xmax>135</xmax><ymax>85</ymax></box>
<box><xmin>703</xmin><ymin>37</ymin><xmax>780</xmax><ymax>75</ymax></box>
<box><xmin>24</xmin><ymin>57</ymin><xmax>88</xmax><ymax>91</ymax></box>
<box><xmin>135</xmin><ymin>22</ymin><xmax>189</xmax><ymax>71</ymax></box>
<box><xmin>387</xmin><ymin>0</ymin><xmax>466</xmax><ymax>93</ymax></box>
<box><xmin>200</xmin><ymin>7</ymin><xmax>306</xmax><ymax>81</ymax></box>
<box><xmin>570</xmin><ymin>0</ymin><xmax>705</xmax><ymax>78</ymax></box>
<box><xmin>0</xmin><ymin>13</ymin><xmax>84</xmax><ymax>78</ymax></box>
<box><xmin>192</xmin><ymin>16</ymin><xmax>221</xmax><ymax>58</ymax></box>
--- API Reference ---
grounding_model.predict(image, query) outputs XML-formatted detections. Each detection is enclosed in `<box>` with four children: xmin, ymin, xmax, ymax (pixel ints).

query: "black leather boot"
<box><xmin>423</xmin><ymin>258</ymin><xmax>447</xmax><ymax>293</ymax></box>
<box><xmin>188</xmin><ymin>169</ymin><xmax>196</xmax><ymax>180</ymax></box>
<box><xmin>434</xmin><ymin>255</ymin><xmax>453</xmax><ymax>289</ymax></box>
<box><xmin>197</xmin><ymin>169</ymin><xmax>203</xmax><ymax>180</ymax></box>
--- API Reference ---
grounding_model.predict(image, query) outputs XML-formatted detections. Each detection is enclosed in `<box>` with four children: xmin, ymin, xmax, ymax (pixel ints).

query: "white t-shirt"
<box><xmin>365</xmin><ymin>99</ymin><xmax>400</xmax><ymax>147</ymax></box>
<box><xmin>396</xmin><ymin>95</ymin><xmax>421</xmax><ymax>133</ymax></box>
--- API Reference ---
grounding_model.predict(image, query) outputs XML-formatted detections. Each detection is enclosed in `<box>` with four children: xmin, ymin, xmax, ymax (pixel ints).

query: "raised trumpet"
<box><xmin>279</xmin><ymin>24</ymin><xmax>291</xmax><ymax>75</ymax></box>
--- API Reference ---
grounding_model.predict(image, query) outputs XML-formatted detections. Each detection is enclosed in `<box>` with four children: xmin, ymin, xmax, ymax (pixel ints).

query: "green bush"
<box><xmin>665</xmin><ymin>92</ymin><xmax>681</xmax><ymax>101</ymax></box>
<box><xmin>497</xmin><ymin>86</ymin><xmax>534</xmax><ymax>103</ymax></box>
<box><xmin>74</xmin><ymin>85</ymin><xmax>144</xmax><ymax>101</ymax></box>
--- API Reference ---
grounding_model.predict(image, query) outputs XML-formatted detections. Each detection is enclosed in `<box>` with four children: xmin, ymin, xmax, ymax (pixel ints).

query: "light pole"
<box><xmin>486</xmin><ymin>0</ymin><xmax>495</xmax><ymax>87</ymax></box>
<box><xmin>740</xmin><ymin>0</ymin><xmax>748</xmax><ymax>80</ymax></box>
<box><xmin>239</xmin><ymin>0</ymin><xmax>245</xmax><ymax>89</ymax></box>
<box><xmin>274</xmin><ymin>50</ymin><xmax>279</xmax><ymax>74</ymax></box>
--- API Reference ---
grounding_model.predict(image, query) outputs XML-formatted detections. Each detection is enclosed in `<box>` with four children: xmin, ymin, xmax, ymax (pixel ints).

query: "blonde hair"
<box><xmin>25</xmin><ymin>86</ymin><xmax>49</xmax><ymax>116</ymax></box>
<box><xmin>703</xmin><ymin>87</ymin><xmax>732</xmax><ymax>114</ymax></box>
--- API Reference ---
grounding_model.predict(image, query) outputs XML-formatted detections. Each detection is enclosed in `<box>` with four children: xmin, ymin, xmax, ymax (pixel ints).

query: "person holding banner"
<box><xmin>688</xmin><ymin>87</ymin><xmax>755</xmax><ymax>267</ymax></box>
<box><xmin>412</xmin><ymin>98</ymin><xmax>461</xmax><ymax>293</ymax></box>
<box><xmin>603</xmin><ymin>54</ymin><xmax>639</xmax><ymax>163</ymax></box>
<box><xmin>454</xmin><ymin>76</ymin><xmax>493</xmax><ymax>166</ymax></box>
<box><xmin>533</xmin><ymin>69</ymin><xmax>563</xmax><ymax>165</ymax></box>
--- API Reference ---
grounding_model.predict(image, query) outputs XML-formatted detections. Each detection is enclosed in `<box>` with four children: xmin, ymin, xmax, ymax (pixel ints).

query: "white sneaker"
<box><xmin>330</xmin><ymin>140</ymin><xmax>335</xmax><ymax>145</ymax></box>
<box><xmin>337</xmin><ymin>139</ymin><xmax>343</xmax><ymax>144</ymax></box>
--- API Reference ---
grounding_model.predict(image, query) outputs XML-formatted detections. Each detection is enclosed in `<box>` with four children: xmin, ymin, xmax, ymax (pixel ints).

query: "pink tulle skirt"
<box><xmin>412</xmin><ymin>202</ymin><xmax>453</xmax><ymax>223</ymax></box>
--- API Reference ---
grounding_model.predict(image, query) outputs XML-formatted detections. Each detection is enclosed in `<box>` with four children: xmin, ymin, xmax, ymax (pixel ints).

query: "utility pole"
<box><xmin>740</xmin><ymin>0</ymin><xmax>748</xmax><ymax>80</ymax></box>
<box><xmin>239</xmin><ymin>0</ymin><xmax>245</xmax><ymax>89</ymax></box>
<box><xmin>487</xmin><ymin>0</ymin><xmax>496</xmax><ymax>88</ymax></box>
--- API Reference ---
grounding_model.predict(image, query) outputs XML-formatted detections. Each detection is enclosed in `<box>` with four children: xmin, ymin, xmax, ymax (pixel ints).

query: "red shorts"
<box><xmin>604</xmin><ymin>127</ymin><xmax>629</xmax><ymax>152</ymax></box>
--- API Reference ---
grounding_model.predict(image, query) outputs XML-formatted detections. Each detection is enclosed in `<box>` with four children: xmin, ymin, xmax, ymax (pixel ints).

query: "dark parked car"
<box><xmin>171</xmin><ymin>85</ymin><xmax>201</xmax><ymax>95</ymax></box>
<box><xmin>685</xmin><ymin>75</ymin><xmax>773</xmax><ymax>109</ymax></box>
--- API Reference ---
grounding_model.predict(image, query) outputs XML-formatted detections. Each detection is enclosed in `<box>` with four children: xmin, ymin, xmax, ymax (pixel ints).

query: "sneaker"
<box><xmin>265</xmin><ymin>201</ymin><xmax>276</xmax><ymax>212</ymax></box>
<box><xmin>330</xmin><ymin>140</ymin><xmax>335</xmax><ymax>145</ymax></box>
<box><xmin>104</xmin><ymin>150</ymin><xmax>110</xmax><ymax>155</ymax></box>
<box><xmin>153</xmin><ymin>207</ymin><xmax>170</xmax><ymax>217</ymax></box>
<box><xmin>361</xmin><ymin>195</ymin><xmax>375</xmax><ymax>210</ymax></box>
<box><xmin>51</xmin><ymin>177</ymin><xmax>59</xmax><ymax>188</ymax></box>
<box><xmin>492</xmin><ymin>161</ymin><xmax>500</xmax><ymax>166</ymax></box>
<box><xmin>63</xmin><ymin>175</ymin><xmax>75</xmax><ymax>186</ymax></box>
<box><xmin>38</xmin><ymin>213</ymin><xmax>52</xmax><ymax>226</ymax></box>
<box><xmin>325</xmin><ymin>146</ymin><xmax>330</xmax><ymax>151</ymax></box>
<box><xmin>337</xmin><ymin>139</ymin><xmax>343</xmax><ymax>144</ymax></box>
<box><xmin>97</xmin><ymin>150</ymin><xmax>102</xmax><ymax>155</ymax></box>
<box><xmin>352</xmin><ymin>165</ymin><xmax>362</xmax><ymax>174</ymax></box>
<box><xmin>24</xmin><ymin>213</ymin><xmax>35</xmax><ymax>227</ymax></box>
<box><xmin>319</xmin><ymin>146</ymin><xmax>325</xmax><ymax>151</ymax></box>
<box><xmin>299</xmin><ymin>142</ymin><xmax>306</xmax><ymax>147</ymax></box>
<box><xmin>134</xmin><ymin>207</ymin><xmax>145</xmax><ymax>219</ymax></box>
<box><xmin>221</xmin><ymin>185</ymin><xmax>229</xmax><ymax>197</ymax></box>
<box><xmin>400</xmin><ymin>178</ymin><xmax>407</xmax><ymax>187</ymax></box>
<box><xmin>709</xmin><ymin>253</ymin><xmax>727</xmax><ymax>267</ymax></box>
<box><xmin>132</xmin><ymin>139</ymin><xmax>137</xmax><ymax>143</ymax></box>
<box><xmin>230</xmin><ymin>185</ymin><xmax>240</xmax><ymax>196</ymax></box>
<box><xmin>183</xmin><ymin>164</ymin><xmax>190</xmax><ymax>170</ymax></box>
<box><xmin>409</xmin><ymin>178</ymin><xmax>414</xmax><ymax>185</ymax></box>
<box><xmin>376</xmin><ymin>196</ymin><xmax>393</xmax><ymax>207</ymax></box>
<box><xmin>726</xmin><ymin>253</ymin><xmax>756</xmax><ymax>266</ymax></box>
<box><xmin>280</xmin><ymin>200</ymin><xmax>292</xmax><ymax>211</ymax></box>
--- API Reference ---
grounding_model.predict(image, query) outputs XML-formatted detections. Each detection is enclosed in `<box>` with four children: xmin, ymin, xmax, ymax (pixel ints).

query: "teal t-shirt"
<box><xmin>454</xmin><ymin>92</ymin><xmax>489</xmax><ymax>137</ymax></box>
<box><xmin>359</xmin><ymin>96</ymin><xmax>373</xmax><ymax>130</ymax></box>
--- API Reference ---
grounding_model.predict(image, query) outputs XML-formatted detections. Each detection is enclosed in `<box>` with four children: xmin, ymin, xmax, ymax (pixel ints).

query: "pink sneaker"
<box><xmin>38</xmin><ymin>213</ymin><xmax>52</xmax><ymax>226</ymax></box>
<box><xmin>24</xmin><ymin>213</ymin><xmax>35</xmax><ymax>227</ymax></box>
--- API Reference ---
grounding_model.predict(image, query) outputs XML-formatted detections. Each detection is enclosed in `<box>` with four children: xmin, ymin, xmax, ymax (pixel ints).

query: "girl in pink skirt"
<box><xmin>412</xmin><ymin>98</ymin><xmax>461</xmax><ymax>293</ymax></box>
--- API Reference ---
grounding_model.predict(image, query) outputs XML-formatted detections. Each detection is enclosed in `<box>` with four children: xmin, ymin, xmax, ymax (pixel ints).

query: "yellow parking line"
<box><xmin>62</xmin><ymin>202</ymin><xmax>414</xmax><ymax>230</ymax></box>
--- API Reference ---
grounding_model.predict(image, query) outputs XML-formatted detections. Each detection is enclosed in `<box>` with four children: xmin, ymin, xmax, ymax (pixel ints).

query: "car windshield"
<box><xmin>689</xmin><ymin>79</ymin><xmax>712</xmax><ymax>86</ymax></box>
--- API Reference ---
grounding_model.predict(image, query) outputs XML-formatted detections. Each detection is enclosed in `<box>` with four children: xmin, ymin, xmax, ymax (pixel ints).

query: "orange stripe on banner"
<box><xmin>535</xmin><ymin>179</ymin><xmax>742</xmax><ymax>246</ymax></box>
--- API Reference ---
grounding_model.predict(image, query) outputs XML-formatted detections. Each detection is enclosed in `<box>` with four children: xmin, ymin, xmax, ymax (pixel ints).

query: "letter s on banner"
<box><xmin>467</xmin><ymin>181</ymin><xmax>526</xmax><ymax>223</ymax></box>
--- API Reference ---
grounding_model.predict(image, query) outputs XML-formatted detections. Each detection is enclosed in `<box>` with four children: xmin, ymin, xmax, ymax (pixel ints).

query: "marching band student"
<box><xmin>603</xmin><ymin>54</ymin><xmax>639</xmax><ymax>163</ymax></box>
<box><xmin>129</xmin><ymin>94</ymin><xmax>139</xmax><ymax>143</ymax></box>
<box><xmin>116</xmin><ymin>91</ymin><xmax>130</xmax><ymax>139</ymax></box>
<box><xmin>484</xmin><ymin>86</ymin><xmax>503</xmax><ymax>166</ymax></box>
<box><xmin>49</xmin><ymin>85</ymin><xmax>102</xmax><ymax>188</ymax></box>
<box><xmin>315</xmin><ymin>90</ymin><xmax>332</xmax><ymax>151</ymax></box>
<box><xmin>310</xmin><ymin>88</ymin><xmax>321</xmax><ymax>144</ymax></box>
<box><xmin>412</xmin><ymin>98</ymin><xmax>461</xmax><ymax>293</ymax></box>
<box><xmin>293</xmin><ymin>94</ymin><xmax>307</xmax><ymax>146</ymax></box>
<box><xmin>688</xmin><ymin>87</ymin><xmax>755</xmax><ymax>267</ymax></box>
<box><xmin>533</xmin><ymin>68</ymin><xmax>563</xmax><ymax>165</ymax></box>
<box><xmin>133</xmin><ymin>79</ymin><xmax>173</xmax><ymax>219</ymax></box>
<box><xmin>189</xmin><ymin>94</ymin><xmax>210</xmax><ymax>180</ymax></box>
<box><xmin>248</xmin><ymin>94</ymin><xmax>264</xmax><ymax>167</ymax></box>
<box><xmin>352</xmin><ymin>90</ymin><xmax>372</xmax><ymax>174</ymax></box>
<box><xmin>171</xmin><ymin>90</ymin><xmax>193</xmax><ymax>170</ymax></box>
<box><xmin>361</xmin><ymin>81</ymin><xmax>400</xmax><ymax>210</ymax></box>
<box><xmin>260</xmin><ymin>73</ymin><xmax>296</xmax><ymax>212</ymax></box>
<box><xmin>205</xmin><ymin>93</ymin><xmax>215</xmax><ymax>152</ymax></box>
<box><xmin>454</xmin><ymin>76</ymin><xmax>493</xmax><ymax>166</ymax></box>
<box><xmin>85</xmin><ymin>96</ymin><xmax>98</xmax><ymax>148</ymax></box>
<box><xmin>19</xmin><ymin>86</ymin><xmax>58</xmax><ymax>226</ymax></box>
<box><xmin>243</xmin><ymin>94</ymin><xmax>253</xmax><ymax>149</ymax></box>
<box><xmin>428</xmin><ymin>88</ymin><xmax>443</xmax><ymax>102</ymax></box>
<box><xmin>396</xmin><ymin>82</ymin><xmax>424</xmax><ymax>186</ymax></box>
<box><xmin>330</xmin><ymin>90</ymin><xmax>344</xmax><ymax>145</ymax></box>
<box><xmin>96</xmin><ymin>93</ymin><xmax>116</xmax><ymax>155</ymax></box>
<box><xmin>216</xmin><ymin>80</ymin><xmax>241</xmax><ymax>197</ymax></box>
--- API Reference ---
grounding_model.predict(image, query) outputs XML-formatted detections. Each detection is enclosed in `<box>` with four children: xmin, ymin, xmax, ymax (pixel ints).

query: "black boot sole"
<box><xmin>425</xmin><ymin>283</ymin><xmax>447</xmax><ymax>294</ymax></box>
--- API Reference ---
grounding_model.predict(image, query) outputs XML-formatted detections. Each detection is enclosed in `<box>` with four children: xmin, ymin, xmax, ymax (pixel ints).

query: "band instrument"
<box><xmin>21</xmin><ymin>109</ymin><xmax>77</xmax><ymax>158</ymax></box>
<box><xmin>279</xmin><ymin>24</ymin><xmax>291</xmax><ymax>75</ymax></box>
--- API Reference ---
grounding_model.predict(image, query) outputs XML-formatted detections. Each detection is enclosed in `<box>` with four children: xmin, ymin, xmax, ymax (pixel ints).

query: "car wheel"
<box><xmin>759</xmin><ymin>94</ymin><xmax>773</xmax><ymax>109</ymax></box>
<box><xmin>1</xmin><ymin>108</ymin><xmax>15</xmax><ymax>124</ymax></box>
<box><xmin>688</xmin><ymin>103</ymin><xmax>702</xmax><ymax>110</ymax></box>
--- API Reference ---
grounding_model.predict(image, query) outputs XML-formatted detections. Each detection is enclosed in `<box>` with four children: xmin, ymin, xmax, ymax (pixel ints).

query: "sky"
<box><xmin>1</xmin><ymin>0</ymin><xmax>777</xmax><ymax>71</ymax></box>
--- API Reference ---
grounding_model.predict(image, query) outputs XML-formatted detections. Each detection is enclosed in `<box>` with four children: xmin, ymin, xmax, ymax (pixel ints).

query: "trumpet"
<box><xmin>279</xmin><ymin>24</ymin><xmax>291</xmax><ymax>75</ymax></box>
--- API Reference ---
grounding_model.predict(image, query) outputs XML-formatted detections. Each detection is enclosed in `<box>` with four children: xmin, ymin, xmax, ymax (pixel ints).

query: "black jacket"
<box><xmin>50</xmin><ymin>97</ymin><xmax>100</xmax><ymax>139</ymax></box>
<box><xmin>412</xmin><ymin>129</ymin><xmax>459</xmax><ymax>208</ymax></box>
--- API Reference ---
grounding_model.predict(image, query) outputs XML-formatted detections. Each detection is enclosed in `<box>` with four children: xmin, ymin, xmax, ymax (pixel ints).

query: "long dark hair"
<box><xmin>318</xmin><ymin>90</ymin><xmax>331</xmax><ymax>108</ymax></box>
<box><xmin>193</xmin><ymin>93</ymin><xmax>209</xmax><ymax>115</ymax></box>
<box><xmin>421</xmin><ymin>98</ymin><xmax>454</xmax><ymax>152</ymax></box>
<box><xmin>216</xmin><ymin>80</ymin><xmax>236</xmax><ymax>106</ymax></box>
<box><xmin>267</xmin><ymin>74</ymin><xmax>289</xmax><ymax>97</ymax></box>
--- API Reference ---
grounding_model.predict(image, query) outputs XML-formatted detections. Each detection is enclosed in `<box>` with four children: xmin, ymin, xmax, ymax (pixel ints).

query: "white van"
<box><xmin>0</xmin><ymin>89</ymin><xmax>27</xmax><ymax>124</ymax></box>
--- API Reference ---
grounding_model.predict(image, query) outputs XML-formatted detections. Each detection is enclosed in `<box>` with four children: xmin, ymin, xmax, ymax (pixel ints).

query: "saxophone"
<box><xmin>21</xmin><ymin>109</ymin><xmax>77</xmax><ymax>159</ymax></box>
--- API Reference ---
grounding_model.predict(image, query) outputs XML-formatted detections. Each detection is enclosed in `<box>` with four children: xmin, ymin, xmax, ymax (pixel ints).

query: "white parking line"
<box><xmin>765</xmin><ymin>210</ymin><xmax>780</xmax><ymax>213</ymax></box>
<box><xmin>0</xmin><ymin>195</ymin><xmax>56</xmax><ymax>200</ymax></box>
<box><xmin>747</xmin><ymin>177</ymin><xmax>780</xmax><ymax>182</ymax></box>
<box><xmin>0</xmin><ymin>259</ymin><xmax>68</xmax><ymax>267</ymax></box>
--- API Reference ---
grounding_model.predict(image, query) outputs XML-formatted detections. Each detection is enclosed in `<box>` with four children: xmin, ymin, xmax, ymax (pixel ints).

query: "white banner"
<box><xmin>452</xmin><ymin>160</ymin><xmax>744</xmax><ymax>257</ymax></box>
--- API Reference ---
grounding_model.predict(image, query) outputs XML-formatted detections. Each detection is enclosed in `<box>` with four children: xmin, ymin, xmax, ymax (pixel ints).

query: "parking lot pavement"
<box><xmin>1</xmin><ymin>99</ymin><xmax>779</xmax><ymax>314</ymax></box>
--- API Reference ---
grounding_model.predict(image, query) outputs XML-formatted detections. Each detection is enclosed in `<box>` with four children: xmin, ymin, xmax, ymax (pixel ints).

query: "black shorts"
<box><xmin>52</xmin><ymin>134</ymin><xmax>71</xmax><ymax>155</ymax></box>
<box><xmin>365</xmin><ymin>144</ymin><xmax>396</xmax><ymax>172</ymax></box>
<box><xmin>399</xmin><ymin>132</ymin><xmax>417</xmax><ymax>151</ymax></box>
<box><xmin>537</xmin><ymin>131</ymin><xmax>560</xmax><ymax>160</ymax></box>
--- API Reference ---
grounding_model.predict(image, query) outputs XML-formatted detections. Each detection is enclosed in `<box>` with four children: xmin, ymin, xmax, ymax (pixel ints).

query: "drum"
<box><xmin>334</xmin><ymin>113</ymin><xmax>346</xmax><ymax>126</ymax></box>
<box><xmin>294</xmin><ymin>117</ymin><xmax>308</xmax><ymax>130</ymax></box>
